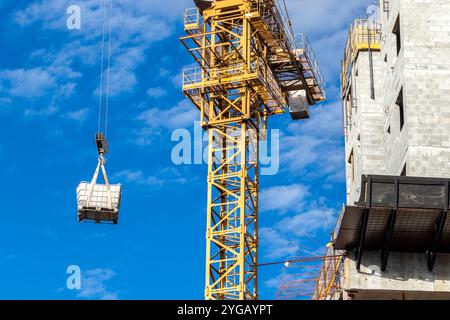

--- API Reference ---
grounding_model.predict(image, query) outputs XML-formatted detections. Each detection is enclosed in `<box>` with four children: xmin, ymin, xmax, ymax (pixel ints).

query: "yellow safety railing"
<box><xmin>184</xmin><ymin>8</ymin><xmax>202</xmax><ymax>31</ymax></box>
<box><xmin>311</xmin><ymin>254</ymin><xmax>342</xmax><ymax>299</ymax></box>
<box><xmin>296</xmin><ymin>33</ymin><xmax>326</xmax><ymax>100</ymax></box>
<box><xmin>312</xmin><ymin>205</ymin><xmax>346</xmax><ymax>300</ymax></box>
<box><xmin>182</xmin><ymin>64</ymin><xmax>256</xmax><ymax>89</ymax></box>
<box><xmin>341</xmin><ymin>19</ymin><xmax>382</xmax><ymax>96</ymax></box>
<box><xmin>183</xmin><ymin>60</ymin><xmax>286</xmax><ymax>114</ymax></box>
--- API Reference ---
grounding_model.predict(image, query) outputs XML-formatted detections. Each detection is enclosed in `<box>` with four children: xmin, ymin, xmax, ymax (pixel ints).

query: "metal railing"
<box><xmin>250</xmin><ymin>0</ymin><xmax>296</xmax><ymax>53</ymax></box>
<box><xmin>258</xmin><ymin>57</ymin><xmax>286</xmax><ymax>111</ymax></box>
<box><xmin>311</xmin><ymin>250</ymin><xmax>344</xmax><ymax>300</ymax></box>
<box><xmin>185</xmin><ymin>1</ymin><xmax>326</xmax><ymax>102</ymax></box>
<box><xmin>311</xmin><ymin>204</ymin><xmax>346</xmax><ymax>300</ymax></box>
<box><xmin>182</xmin><ymin>67</ymin><xmax>205</xmax><ymax>87</ymax></box>
<box><xmin>252</xmin><ymin>1</ymin><xmax>327</xmax><ymax>100</ymax></box>
<box><xmin>296</xmin><ymin>33</ymin><xmax>326</xmax><ymax>99</ymax></box>
<box><xmin>184</xmin><ymin>8</ymin><xmax>201</xmax><ymax>31</ymax></box>
<box><xmin>332</xmin><ymin>204</ymin><xmax>346</xmax><ymax>243</ymax></box>
<box><xmin>341</xmin><ymin>19</ymin><xmax>382</xmax><ymax>95</ymax></box>
<box><xmin>182</xmin><ymin>64</ymin><xmax>254</xmax><ymax>88</ymax></box>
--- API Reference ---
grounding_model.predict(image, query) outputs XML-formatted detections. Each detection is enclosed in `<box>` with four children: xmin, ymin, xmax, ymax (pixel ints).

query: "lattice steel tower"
<box><xmin>181</xmin><ymin>0</ymin><xmax>325</xmax><ymax>300</ymax></box>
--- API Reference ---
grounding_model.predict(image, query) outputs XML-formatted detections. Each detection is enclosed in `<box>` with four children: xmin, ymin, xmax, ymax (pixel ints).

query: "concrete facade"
<box><xmin>380</xmin><ymin>0</ymin><xmax>450</xmax><ymax>178</ymax></box>
<box><xmin>342</xmin><ymin>251</ymin><xmax>450</xmax><ymax>300</ymax></box>
<box><xmin>344</xmin><ymin>0</ymin><xmax>450</xmax><ymax>200</ymax></box>
<box><xmin>339</xmin><ymin>0</ymin><xmax>450</xmax><ymax>300</ymax></box>
<box><xmin>344</xmin><ymin>50</ymin><xmax>385</xmax><ymax>205</ymax></box>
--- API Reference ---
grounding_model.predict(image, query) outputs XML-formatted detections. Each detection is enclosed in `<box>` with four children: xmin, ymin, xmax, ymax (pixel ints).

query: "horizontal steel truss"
<box><xmin>181</xmin><ymin>15</ymin><xmax>287</xmax><ymax>120</ymax></box>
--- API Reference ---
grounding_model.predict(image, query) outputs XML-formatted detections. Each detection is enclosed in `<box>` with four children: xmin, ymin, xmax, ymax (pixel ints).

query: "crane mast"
<box><xmin>181</xmin><ymin>0</ymin><xmax>326</xmax><ymax>300</ymax></box>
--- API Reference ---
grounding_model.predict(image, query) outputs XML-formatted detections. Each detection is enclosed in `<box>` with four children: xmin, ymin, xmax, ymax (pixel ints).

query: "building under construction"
<box><xmin>314</xmin><ymin>0</ymin><xmax>450</xmax><ymax>300</ymax></box>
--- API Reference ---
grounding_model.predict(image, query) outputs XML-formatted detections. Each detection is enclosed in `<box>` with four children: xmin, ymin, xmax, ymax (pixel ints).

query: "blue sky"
<box><xmin>0</xmin><ymin>0</ymin><xmax>374</xmax><ymax>299</ymax></box>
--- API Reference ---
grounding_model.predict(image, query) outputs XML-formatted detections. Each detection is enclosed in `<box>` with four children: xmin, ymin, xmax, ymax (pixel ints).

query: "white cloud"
<box><xmin>277</xmin><ymin>208</ymin><xmax>335</xmax><ymax>237</ymax></box>
<box><xmin>285</xmin><ymin>0</ymin><xmax>375</xmax><ymax>40</ymax></box>
<box><xmin>265</xmin><ymin>271</ymin><xmax>293</xmax><ymax>290</ymax></box>
<box><xmin>24</xmin><ymin>105</ymin><xmax>58</xmax><ymax>118</ymax></box>
<box><xmin>0</xmin><ymin>68</ymin><xmax>56</xmax><ymax>98</ymax></box>
<box><xmin>135</xmin><ymin>100</ymin><xmax>197</xmax><ymax>144</ymax></box>
<box><xmin>147</xmin><ymin>86</ymin><xmax>167</xmax><ymax>98</ymax></box>
<box><xmin>13</xmin><ymin>0</ymin><xmax>189</xmax><ymax>99</ymax></box>
<box><xmin>171</xmin><ymin>70</ymin><xmax>183</xmax><ymax>88</ymax></box>
<box><xmin>15</xmin><ymin>0</ymin><xmax>189</xmax><ymax>33</ymax></box>
<box><xmin>308</xmin><ymin>28</ymin><xmax>350</xmax><ymax>83</ymax></box>
<box><xmin>65</xmin><ymin>108</ymin><xmax>90</xmax><ymax>122</ymax></box>
<box><xmin>5</xmin><ymin>0</ymin><xmax>192</xmax><ymax>118</ymax></box>
<box><xmin>77</xmin><ymin>268</ymin><xmax>118</xmax><ymax>300</ymax></box>
<box><xmin>259</xmin><ymin>227</ymin><xmax>299</xmax><ymax>260</ymax></box>
<box><xmin>0</xmin><ymin>62</ymin><xmax>80</xmax><ymax>116</ymax></box>
<box><xmin>114</xmin><ymin>167</ymin><xmax>191</xmax><ymax>188</ymax></box>
<box><xmin>114</xmin><ymin>169</ymin><xmax>163</xmax><ymax>186</ymax></box>
<box><xmin>287</xmin><ymin>101</ymin><xmax>342</xmax><ymax>138</ymax></box>
<box><xmin>280</xmin><ymin>101</ymin><xmax>345</xmax><ymax>182</ymax></box>
<box><xmin>281</xmin><ymin>136</ymin><xmax>323</xmax><ymax>171</ymax></box>
<box><xmin>260</xmin><ymin>184</ymin><xmax>309</xmax><ymax>214</ymax></box>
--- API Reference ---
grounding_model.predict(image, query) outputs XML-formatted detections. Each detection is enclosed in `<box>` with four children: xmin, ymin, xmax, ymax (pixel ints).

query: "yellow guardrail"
<box><xmin>312</xmin><ymin>204</ymin><xmax>346</xmax><ymax>300</ymax></box>
<box><xmin>341</xmin><ymin>19</ymin><xmax>382</xmax><ymax>96</ymax></box>
<box><xmin>296</xmin><ymin>33</ymin><xmax>326</xmax><ymax>100</ymax></box>
<box><xmin>184</xmin><ymin>8</ymin><xmax>202</xmax><ymax>31</ymax></box>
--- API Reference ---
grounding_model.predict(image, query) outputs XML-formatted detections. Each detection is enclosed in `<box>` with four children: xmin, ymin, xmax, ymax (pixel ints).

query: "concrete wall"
<box><xmin>342</xmin><ymin>251</ymin><xmax>450</xmax><ymax>300</ymax></box>
<box><xmin>337</xmin><ymin>1</ymin><xmax>450</xmax><ymax>300</ymax></box>
<box><xmin>344</xmin><ymin>50</ymin><xmax>385</xmax><ymax>205</ymax></box>
<box><xmin>381</xmin><ymin>0</ymin><xmax>450</xmax><ymax>177</ymax></box>
<box><xmin>345</xmin><ymin>0</ymin><xmax>450</xmax><ymax>196</ymax></box>
<box><xmin>345</xmin><ymin>0</ymin><xmax>450</xmax><ymax>195</ymax></box>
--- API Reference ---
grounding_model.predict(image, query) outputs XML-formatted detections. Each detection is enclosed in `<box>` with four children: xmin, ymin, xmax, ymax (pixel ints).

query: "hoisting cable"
<box><xmin>97</xmin><ymin>0</ymin><xmax>113</xmax><ymax>138</ymax></box>
<box><xmin>97</xmin><ymin>0</ymin><xmax>107</xmax><ymax>134</ymax></box>
<box><xmin>93</xmin><ymin>0</ymin><xmax>113</xmax><ymax>207</ymax></box>
<box><xmin>104</xmin><ymin>0</ymin><xmax>113</xmax><ymax>138</ymax></box>
<box><xmin>256</xmin><ymin>255</ymin><xmax>343</xmax><ymax>267</ymax></box>
<box><xmin>78</xmin><ymin>0</ymin><xmax>119</xmax><ymax>225</ymax></box>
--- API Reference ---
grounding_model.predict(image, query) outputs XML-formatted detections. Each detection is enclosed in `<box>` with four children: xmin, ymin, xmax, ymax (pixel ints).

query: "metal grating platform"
<box><xmin>334</xmin><ymin>175</ymin><xmax>450</xmax><ymax>272</ymax></box>
<box><xmin>335</xmin><ymin>207</ymin><xmax>444</xmax><ymax>251</ymax></box>
<box><xmin>78</xmin><ymin>210</ymin><xmax>119</xmax><ymax>224</ymax></box>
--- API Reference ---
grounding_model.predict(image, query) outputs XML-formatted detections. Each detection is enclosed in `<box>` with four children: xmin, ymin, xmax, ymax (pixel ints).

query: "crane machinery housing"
<box><xmin>181</xmin><ymin>0</ymin><xmax>326</xmax><ymax>300</ymax></box>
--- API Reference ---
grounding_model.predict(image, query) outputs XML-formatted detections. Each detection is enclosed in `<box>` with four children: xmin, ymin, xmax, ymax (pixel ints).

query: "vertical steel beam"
<box><xmin>356</xmin><ymin>177</ymin><xmax>372</xmax><ymax>271</ymax></box>
<box><xmin>427</xmin><ymin>181</ymin><xmax>449</xmax><ymax>271</ymax></box>
<box><xmin>367</xmin><ymin>24</ymin><xmax>375</xmax><ymax>99</ymax></box>
<box><xmin>380</xmin><ymin>179</ymin><xmax>399</xmax><ymax>271</ymax></box>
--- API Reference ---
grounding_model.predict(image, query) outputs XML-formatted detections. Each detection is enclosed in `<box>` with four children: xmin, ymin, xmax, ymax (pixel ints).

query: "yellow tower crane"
<box><xmin>181</xmin><ymin>0</ymin><xmax>326</xmax><ymax>300</ymax></box>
